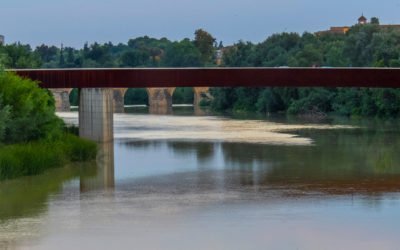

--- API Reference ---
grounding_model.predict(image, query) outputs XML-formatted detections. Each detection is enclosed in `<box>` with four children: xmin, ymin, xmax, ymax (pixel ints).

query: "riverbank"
<box><xmin>0</xmin><ymin>133</ymin><xmax>97</xmax><ymax>181</ymax></box>
<box><xmin>0</xmin><ymin>71</ymin><xmax>98</xmax><ymax>181</ymax></box>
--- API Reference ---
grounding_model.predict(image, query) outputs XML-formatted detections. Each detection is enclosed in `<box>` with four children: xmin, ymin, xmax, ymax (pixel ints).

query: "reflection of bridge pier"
<box><xmin>194</xmin><ymin>105</ymin><xmax>208</xmax><ymax>116</ymax></box>
<box><xmin>80</xmin><ymin>142</ymin><xmax>115</xmax><ymax>192</ymax></box>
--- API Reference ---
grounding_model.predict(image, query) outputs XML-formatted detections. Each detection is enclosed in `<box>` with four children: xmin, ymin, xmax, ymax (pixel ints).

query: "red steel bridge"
<box><xmin>10</xmin><ymin>67</ymin><xmax>400</xmax><ymax>88</ymax></box>
<box><xmin>8</xmin><ymin>67</ymin><xmax>400</xmax><ymax>142</ymax></box>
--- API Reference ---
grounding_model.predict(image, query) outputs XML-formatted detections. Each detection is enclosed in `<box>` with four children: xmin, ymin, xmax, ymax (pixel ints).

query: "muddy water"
<box><xmin>1</xmin><ymin>107</ymin><xmax>400</xmax><ymax>250</ymax></box>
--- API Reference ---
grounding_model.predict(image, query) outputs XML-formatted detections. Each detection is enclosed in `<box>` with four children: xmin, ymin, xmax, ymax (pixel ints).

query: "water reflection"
<box><xmin>149</xmin><ymin>105</ymin><xmax>173</xmax><ymax>115</ymax></box>
<box><xmin>3</xmin><ymin>111</ymin><xmax>400</xmax><ymax>250</ymax></box>
<box><xmin>194</xmin><ymin>105</ymin><xmax>208</xmax><ymax>116</ymax></box>
<box><xmin>80</xmin><ymin>142</ymin><xmax>115</xmax><ymax>192</ymax></box>
<box><xmin>57</xmin><ymin>110</ymin><xmax>400</xmax><ymax>198</ymax></box>
<box><xmin>0</xmin><ymin>164</ymin><xmax>93</xmax><ymax>249</ymax></box>
<box><xmin>0</xmin><ymin>167</ymin><xmax>84</xmax><ymax>221</ymax></box>
<box><xmin>120</xmin><ymin>126</ymin><xmax>400</xmax><ymax>196</ymax></box>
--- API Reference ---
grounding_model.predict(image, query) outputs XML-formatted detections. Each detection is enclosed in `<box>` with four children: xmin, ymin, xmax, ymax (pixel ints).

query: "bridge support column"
<box><xmin>193</xmin><ymin>87</ymin><xmax>212</xmax><ymax>106</ymax></box>
<box><xmin>79</xmin><ymin>88</ymin><xmax>113</xmax><ymax>143</ymax></box>
<box><xmin>147</xmin><ymin>87</ymin><xmax>175</xmax><ymax>115</ymax></box>
<box><xmin>49</xmin><ymin>88</ymin><xmax>73</xmax><ymax>111</ymax></box>
<box><xmin>113</xmin><ymin>88</ymin><xmax>128</xmax><ymax>113</ymax></box>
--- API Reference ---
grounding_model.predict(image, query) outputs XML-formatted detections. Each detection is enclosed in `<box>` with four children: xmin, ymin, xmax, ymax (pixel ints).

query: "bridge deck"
<box><xmin>9</xmin><ymin>68</ymin><xmax>400</xmax><ymax>88</ymax></box>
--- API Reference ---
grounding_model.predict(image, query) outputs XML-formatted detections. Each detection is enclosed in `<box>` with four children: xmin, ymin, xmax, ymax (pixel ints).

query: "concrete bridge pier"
<box><xmin>49</xmin><ymin>88</ymin><xmax>73</xmax><ymax>111</ymax></box>
<box><xmin>113</xmin><ymin>88</ymin><xmax>128</xmax><ymax>113</ymax></box>
<box><xmin>79</xmin><ymin>88</ymin><xmax>114</xmax><ymax>143</ymax></box>
<box><xmin>147</xmin><ymin>87</ymin><xmax>175</xmax><ymax>115</ymax></box>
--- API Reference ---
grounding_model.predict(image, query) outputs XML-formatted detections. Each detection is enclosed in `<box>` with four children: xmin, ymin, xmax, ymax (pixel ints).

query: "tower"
<box><xmin>358</xmin><ymin>14</ymin><xmax>367</xmax><ymax>25</ymax></box>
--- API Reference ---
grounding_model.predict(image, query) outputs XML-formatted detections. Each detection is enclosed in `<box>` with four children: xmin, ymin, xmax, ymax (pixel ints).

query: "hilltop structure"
<box><xmin>0</xmin><ymin>35</ymin><xmax>4</xmax><ymax>45</ymax></box>
<box><xmin>358</xmin><ymin>14</ymin><xmax>368</xmax><ymax>25</ymax></box>
<box><xmin>316</xmin><ymin>15</ymin><xmax>400</xmax><ymax>35</ymax></box>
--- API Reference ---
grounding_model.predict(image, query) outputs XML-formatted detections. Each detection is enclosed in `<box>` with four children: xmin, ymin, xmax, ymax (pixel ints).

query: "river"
<box><xmin>1</xmin><ymin>107</ymin><xmax>400</xmax><ymax>250</ymax></box>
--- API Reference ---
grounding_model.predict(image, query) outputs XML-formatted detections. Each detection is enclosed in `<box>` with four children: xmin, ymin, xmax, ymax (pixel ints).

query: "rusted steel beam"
<box><xmin>8</xmin><ymin>68</ymin><xmax>400</xmax><ymax>89</ymax></box>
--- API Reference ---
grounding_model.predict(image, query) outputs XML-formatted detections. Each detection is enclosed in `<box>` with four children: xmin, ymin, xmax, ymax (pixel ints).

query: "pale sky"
<box><xmin>2</xmin><ymin>0</ymin><xmax>400</xmax><ymax>48</ymax></box>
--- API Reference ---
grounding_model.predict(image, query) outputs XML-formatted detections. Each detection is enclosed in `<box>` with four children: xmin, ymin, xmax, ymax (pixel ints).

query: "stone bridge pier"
<box><xmin>147</xmin><ymin>87</ymin><xmax>176</xmax><ymax>115</ymax></box>
<box><xmin>79</xmin><ymin>88</ymin><xmax>114</xmax><ymax>143</ymax></box>
<box><xmin>113</xmin><ymin>88</ymin><xmax>128</xmax><ymax>113</ymax></box>
<box><xmin>49</xmin><ymin>88</ymin><xmax>73</xmax><ymax>111</ymax></box>
<box><xmin>193</xmin><ymin>87</ymin><xmax>212</xmax><ymax>106</ymax></box>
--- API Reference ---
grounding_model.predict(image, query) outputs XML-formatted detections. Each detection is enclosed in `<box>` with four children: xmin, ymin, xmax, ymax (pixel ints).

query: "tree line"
<box><xmin>1</xmin><ymin>22</ymin><xmax>400</xmax><ymax>117</ymax></box>
<box><xmin>0</xmin><ymin>29</ymin><xmax>217</xmax><ymax>69</ymax></box>
<box><xmin>215</xmin><ymin>19</ymin><xmax>400</xmax><ymax>117</ymax></box>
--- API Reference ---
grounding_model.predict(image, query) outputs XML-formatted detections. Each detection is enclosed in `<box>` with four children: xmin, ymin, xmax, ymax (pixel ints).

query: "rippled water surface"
<box><xmin>1</xmin><ymin>107</ymin><xmax>400</xmax><ymax>250</ymax></box>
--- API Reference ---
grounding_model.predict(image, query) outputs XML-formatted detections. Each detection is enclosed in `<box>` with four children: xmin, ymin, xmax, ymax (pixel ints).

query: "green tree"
<box><xmin>0</xmin><ymin>95</ymin><xmax>10</xmax><ymax>142</ymax></box>
<box><xmin>35</xmin><ymin>45</ymin><xmax>58</xmax><ymax>63</ymax></box>
<box><xmin>0</xmin><ymin>72</ymin><xmax>63</xmax><ymax>143</ymax></box>
<box><xmin>370</xmin><ymin>31</ymin><xmax>400</xmax><ymax>66</ymax></box>
<box><xmin>0</xmin><ymin>43</ymin><xmax>41</xmax><ymax>68</ymax></box>
<box><xmin>163</xmin><ymin>39</ymin><xmax>202</xmax><ymax>67</ymax></box>
<box><xmin>371</xmin><ymin>17</ymin><xmax>380</xmax><ymax>25</ymax></box>
<box><xmin>173</xmin><ymin>87</ymin><xmax>194</xmax><ymax>104</ymax></box>
<box><xmin>124</xmin><ymin>88</ymin><xmax>148</xmax><ymax>105</ymax></box>
<box><xmin>194</xmin><ymin>29</ymin><xmax>216</xmax><ymax>65</ymax></box>
<box><xmin>59</xmin><ymin>45</ymin><xmax>65</xmax><ymax>67</ymax></box>
<box><xmin>223</xmin><ymin>41</ymin><xmax>256</xmax><ymax>66</ymax></box>
<box><xmin>344</xmin><ymin>24</ymin><xmax>380</xmax><ymax>66</ymax></box>
<box><xmin>120</xmin><ymin>50</ymin><xmax>149</xmax><ymax>67</ymax></box>
<box><xmin>325</xmin><ymin>46</ymin><xmax>347</xmax><ymax>66</ymax></box>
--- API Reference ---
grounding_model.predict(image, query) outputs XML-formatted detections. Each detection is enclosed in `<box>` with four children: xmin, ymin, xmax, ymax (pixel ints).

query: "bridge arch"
<box><xmin>49</xmin><ymin>88</ymin><xmax>73</xmax><ymax>112</ymax></box>
<box><xmin>113</xmin><ymin>88</ymin><xmax>128</xmax><ymax>113</ymax></box>
<box><xmin>172</xmin><ymin>87</ymin><xmax>194</xmax><ymax>104</ymax></box>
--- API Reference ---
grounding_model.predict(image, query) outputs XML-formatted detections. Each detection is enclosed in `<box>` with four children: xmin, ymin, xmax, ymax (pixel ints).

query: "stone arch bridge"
<box><xmin>49</xmin><ymin>87</ymin><xmax>211</xmax><ymax>113</ymax></box>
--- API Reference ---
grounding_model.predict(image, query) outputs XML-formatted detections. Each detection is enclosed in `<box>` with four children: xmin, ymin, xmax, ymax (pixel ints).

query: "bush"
<box><xmin>0</xmin><ymin>134</ymin><xmax>97</xmax><ymax>181</ymax></box>
<box><xmin>0</xmin><ymin>72</ymin><xmax>63</xmax><ymax>143</ymax></box>
<box><xmin>0</xmin><ymin>72</ymin><xmax>98</xmax><ymax>181</ymax></box>
<box><xmin>288</xmin><ymin>88</ymin><xmax>334</xmax><ymax>115</ymax></box>
<box><xmin>60</xmin><ymin>134</ymin><xmax>97</xmax><ymax>162</ymax></box>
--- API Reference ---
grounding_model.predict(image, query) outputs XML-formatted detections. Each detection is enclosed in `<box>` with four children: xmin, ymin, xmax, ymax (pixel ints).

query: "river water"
<box><xmin>1</xmin><ymin>107</ymin><xmax>400</xmax><ymax>250</ymax></box>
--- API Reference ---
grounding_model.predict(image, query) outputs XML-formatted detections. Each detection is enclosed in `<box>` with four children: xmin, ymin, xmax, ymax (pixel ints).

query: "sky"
<box><xmin>1</xmin><ymin>0</ymin><xmax>400</xmax><ymax>48</ymax></box>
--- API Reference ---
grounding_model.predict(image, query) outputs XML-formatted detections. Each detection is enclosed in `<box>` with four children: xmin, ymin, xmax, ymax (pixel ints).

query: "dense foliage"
<box><xmin>0</xmin><ymin>72</ymin><xmax>63</xmax><ymax>143</ymax></box>
<box><xmin>0</xmin><ymin>71</ymin><xmax>97</xmax><ymax>180</ymax></box>
<box><xmin>0</xmin><ymin>134</ymin><xmax>97</xmax><ymax>181</ymax></box>
<box><xmin>0</xmin><ymin>29</ymin><xmax>216</xmax><ymax>69</ymax></box>
<box><xmin>1</xmin><ymin>22</ymin><xmax>400</xmax><ymax>117</ymax></box>
<box><xmin>214</xmin><ymin>22</ymin><xmax>400</xmax><ymax>117</ymax></box>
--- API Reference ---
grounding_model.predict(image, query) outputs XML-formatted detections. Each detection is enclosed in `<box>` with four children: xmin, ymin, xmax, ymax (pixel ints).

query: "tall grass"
<box><xmin>0</xmin><ymin>134</ymin><xmax>97</xmax><ymax>181</ymax></box>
